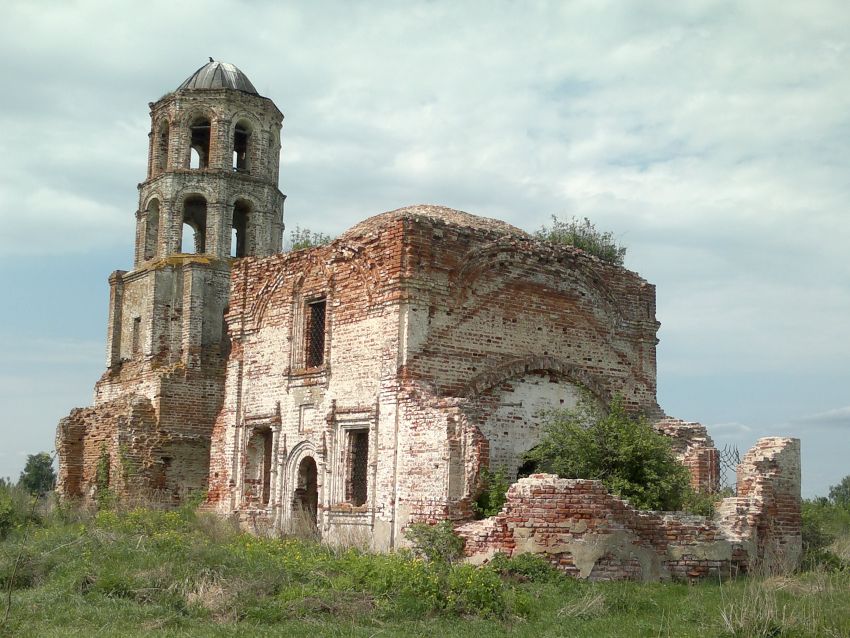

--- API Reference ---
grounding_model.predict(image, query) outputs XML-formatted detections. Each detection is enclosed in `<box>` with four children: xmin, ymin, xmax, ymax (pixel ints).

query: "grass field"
<box><xmin>1</xmin><ymin>496</ymin><xmax>848</xmax><ymax>638</ymax></box>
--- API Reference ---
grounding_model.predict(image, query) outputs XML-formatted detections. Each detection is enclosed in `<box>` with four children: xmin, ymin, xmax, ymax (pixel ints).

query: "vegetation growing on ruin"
<box><xmin>287</xmin><ymin>226</ymin><xmax>333</xmax><ymax>251</ymax></box>
<box><xmin>0</xmin><ymin>483</ymin><xmax>848</xmax><ymax>637</ymax></box>
<box><xmin>472</xmin><ymin>467</ymin><xmax>510</xmax><ymax>519</ymax></box>
<box><xmin>524</xmin><ymin>395</ymin><xmax>692</xmax><ymax>511</ymax></box>
<box><xmin>535</xmin><ymin>215</ymin><xmax>627</xmax><ymax>266</ymax></box>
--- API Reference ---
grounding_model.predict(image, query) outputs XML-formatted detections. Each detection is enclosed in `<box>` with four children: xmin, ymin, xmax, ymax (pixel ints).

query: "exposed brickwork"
<box><xmin>56</xmin><ymin>63</ymin><xmax>801</xmax><ymax>577</ymax></box>
<box><xmin>653</xmin><ymin>417</ymin><xmax>720</xmax><ymax>492</ymax></box>
<box><xmin>56</xmin><ymin>61</ymin><xmax>284</xmax><ymax>503</ymax></box>
<box><xmin>458</xmin><ymin>441</ymin><xmax>801</xmax><ymax>582</ymax></box>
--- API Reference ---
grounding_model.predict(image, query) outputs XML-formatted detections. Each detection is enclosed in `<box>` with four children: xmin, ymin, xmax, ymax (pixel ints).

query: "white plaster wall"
<box><xmin>477</xmin><ymin>374</ymin><xmax>582</xmax><ymax>478</ymax></box>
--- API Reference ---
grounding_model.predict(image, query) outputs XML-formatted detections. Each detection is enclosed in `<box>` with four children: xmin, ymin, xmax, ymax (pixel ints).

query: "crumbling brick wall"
<box><xmin>457</xmin><ymin>436</ymin><xmax>801</xmax><ymax>581</ymax></box>
<box><xmin>654</xmin><ymin>417</ymin><xmax>720</xmax><ymax>492</ymax></box>
<box><xmin>716</xmin><ymin>437</ymin><xmax>802</xmax><ymax>568</ymax></box>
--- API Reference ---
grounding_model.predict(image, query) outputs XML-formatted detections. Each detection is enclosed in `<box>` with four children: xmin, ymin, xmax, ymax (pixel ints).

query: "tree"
<box><xmin>828</xmin><ymin>475</ymin><xmax>850</xmax><ymax>508</ymax></box>
<box><xmin>524</xmin><ymin>395</ymin><xmax>691</xmax><ymax>511</ymax></box>
<box><xmin>287</xmin><ymin>226</ymin><xmax>333</xmax><ymax>251</ymax></box>
<box><xmin>18</xmin><ymin>452</ymin><xmax>56</xmax><ymax>496</ymax></box>
<box><xmin>534</xmin><ymin>215</ymin><xmax>626</xmax><ymax>266</ymax></box>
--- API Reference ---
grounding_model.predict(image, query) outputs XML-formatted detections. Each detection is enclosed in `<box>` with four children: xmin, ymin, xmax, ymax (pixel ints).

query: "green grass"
<box><xmin>1</xmin><ymin>500</ymin><xmax>849</xmax><ymax>637</ymax></box>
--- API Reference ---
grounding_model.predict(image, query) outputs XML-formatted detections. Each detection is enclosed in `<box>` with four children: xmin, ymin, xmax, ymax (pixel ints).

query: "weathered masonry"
<box><xmin>56</xmin><ymin>61</ymin><xmax>284</xmax><ymax>502</ymax></box>
<box><xmin>56</xmin><ymin>61</ymin><xmax>801</xmax><ymax>581</ymax></box>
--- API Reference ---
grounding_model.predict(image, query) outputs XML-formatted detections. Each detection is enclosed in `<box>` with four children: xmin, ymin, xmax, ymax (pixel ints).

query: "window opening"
<box><xmin>156</xmin><ymin>121</ymin><xmax>170</xmax><ymax>173</ymax></box>
<box><xmin>245</xmin><ymin>428</ymin><xmax>273</xmax><ymax>506</ymax></box>
<box><xmin>305</xmin><ymin>298</ymin><xmax>326</xmax><ymax>368</ymax></box>
<box><xmin>293</xmin><ymin>456</ymin><xmax>318</xmax><ymax>528</ymax></box>
<box><xmin>233</xmin><ymin>121</ymin><xmax>250</xmax><ymax>171</ymax></box>
<box><xmin>346</xmin><ymin>429</ymin><xmax>369</xmax><ymax>506</ymax></box>
<box><xmin>189</xmin><ymin>117</ymin><xmax>211</xmax><ymax>169</ymax></box>
<box><xmin>231</xmin><ymin>200</ymin><xmax>249</xmax><ymax>257</ymax></box>
<box><xmin>182</xmin><ymin>196</ymin><xmax>207</xmax><ymax>253</ymax></box>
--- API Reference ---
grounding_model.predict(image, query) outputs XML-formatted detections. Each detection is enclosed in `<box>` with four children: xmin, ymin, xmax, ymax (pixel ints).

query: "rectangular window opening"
<box><xmin>346</xmin><ymin>429</ymin><xmax>369</xmax><ymax>506</ymax></box>
<box><xmin>305</xmin><ymin>298</ymin><xmax>326</xmax><ymax>368</ymax></box>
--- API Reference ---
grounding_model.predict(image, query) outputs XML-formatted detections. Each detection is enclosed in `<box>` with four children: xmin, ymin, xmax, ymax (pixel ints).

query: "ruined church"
<box><xmin>56</xmin><ymin>61</ymin><xmax>801</xmax><ymax>581</ymax></box>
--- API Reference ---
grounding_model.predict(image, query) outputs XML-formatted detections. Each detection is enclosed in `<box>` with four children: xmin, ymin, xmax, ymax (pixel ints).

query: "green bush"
<box><xmin>488</xmin><ymin>552</ymin><xmax>561</xmax><ymax>583</ymax></box>
<box><xmin>0</xmin><ymin>483</ymin><xmax>39</xmax><ymax>540</ymax></box>
<box><xmin>473</xmin><ymin>467</ymin><xmax>510</xmax><ymax>519</ymax></box>
<box><xmin>524</xmin><ymin>394</ymin><xmax>691</xmax><ymax>511</ymax></box>
<box><xmin>801</xmin><ymin>494</ymin><xmax>850</xmax><ymax>571</ymax></box>
<box><xmin>535</xmin><ymin>215</ymin><xmax>626</xmax><ymax>265</ymax></box>
<box><xmin>403</xmin><ymin>521</ymin><xmax>465</xmax><ymax>565</ymax></box>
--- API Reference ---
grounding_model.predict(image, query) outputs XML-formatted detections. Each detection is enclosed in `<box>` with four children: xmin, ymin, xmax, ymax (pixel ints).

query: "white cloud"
<box><xmin>795</xmin><ymin>406</ymin><xmax>850</xmax><ymax>428</ymax></box>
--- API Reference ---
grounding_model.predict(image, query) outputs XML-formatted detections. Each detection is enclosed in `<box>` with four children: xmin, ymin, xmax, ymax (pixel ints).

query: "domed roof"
<box><xmin>177</xmin><ymin>60</ymin><xmax>258</xmax><ymax>94</ymax></box>
<box><xmin>339</xmin><ymin>204</ymin><xmax>529</xmax><ymax>241</ymax></box>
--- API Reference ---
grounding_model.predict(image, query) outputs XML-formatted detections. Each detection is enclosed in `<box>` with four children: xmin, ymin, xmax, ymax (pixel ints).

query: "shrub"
<box><xmin>0</xmin><ymin>483</ymin><xmax>39</xmax><ymax>540</ymax></box>
<box><xmin>524</xmin><ymin>394</ymin><xmax>691</xmax><ymax>511</ymax></box>
<box><xmin>473</xmin><ymin>467</ymin><xmax>510</xmax><ymax>519</ymax></box>
<box><xmin>801</xmin><ymin>497</ymin><xmax>850</xmax><ymax>571</ymax></box>
<box><xmin>403</xmin><ymin>521</ymin><xmax>465</xmax><ymax>565</ymax></box>
<box><xmin>488</xmin><ymin>552</ymin><xmax>561</xmax><ymax>583</ymax></box>
<box><xmin>288</xmin><ymin>226</ymin><xmax>332</xmax><ymax>251</ymax></box>
<box><xmin>535</xmin><ymin>215</ymin><xmax>626</xmax><ymax>265</ymax></box>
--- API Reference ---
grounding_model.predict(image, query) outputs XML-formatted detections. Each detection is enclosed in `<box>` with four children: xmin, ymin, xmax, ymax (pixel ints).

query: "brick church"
<box><xmin>56</xmin><ymin>61</ymin><xmax>801</xmax><ymax>580</ymax></box>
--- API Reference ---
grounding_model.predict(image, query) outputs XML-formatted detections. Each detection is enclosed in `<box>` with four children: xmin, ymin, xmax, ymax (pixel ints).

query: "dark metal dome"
<box><xmin>177</xmin><ymin>60</ymin><xmax>258</xmax><ymax>94</ymax></box>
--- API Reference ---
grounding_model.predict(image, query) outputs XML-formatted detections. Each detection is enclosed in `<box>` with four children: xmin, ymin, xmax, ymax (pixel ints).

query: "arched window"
<box><xmin>231</xmin><ymin>199</ymin><xmax>251</xmax><ymax>257</ymax></box>
<box><xmin>233</xmin><ymin>120</ymin><xmax>251</xmax><ymax>171</ymax></box>
<box><xmin>156</xmin><ymin>121</ymin><xmax>170</xmax><ymax>173</ymax></box>
<box><xmin>181</xmin><ymin>195</ymin><xmax>207</xmax><ymax>253</ymax></box>
<box><xmin>143</xmin><ymin>199</ymin><xmax>160</xmax><ymax>260</ymax></box>
<box><xmin>189</xmin><ymin>116</ymin><xmax>211</xmax><ymax>169</ymax></box>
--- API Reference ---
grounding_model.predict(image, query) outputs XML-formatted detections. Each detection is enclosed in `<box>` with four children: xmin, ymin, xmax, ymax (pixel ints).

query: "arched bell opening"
<box><xmin>231</xmin><ymin>199</ymin><xmax>252</xmax><ymax>257</ymax></box>
<box><xmin>181</xmin><ymin>195</ymin><xmax>207</xmax><ymax>253</ymax></box>
<box><xmin>189</xmin><ymin>116</ymin><xmax>211</xmax><ymax>169</ymax></box>
<box><xmin>232</xmin><ymin>119</ymin><xmax>252</xmax><ymax>172</ymax></box>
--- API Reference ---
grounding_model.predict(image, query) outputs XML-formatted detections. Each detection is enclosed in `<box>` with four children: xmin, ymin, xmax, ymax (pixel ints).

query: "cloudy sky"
<box><xmin>1</xmin><ymin>0</ymin><xmax>847</xmax><ymax>497</ymax></box>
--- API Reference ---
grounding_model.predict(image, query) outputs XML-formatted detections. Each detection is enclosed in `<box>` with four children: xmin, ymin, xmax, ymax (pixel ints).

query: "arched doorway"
<box><xmin>292</xmin><ymin>456</ymin><xmax>318</xmax><ymax>530</ymax></box>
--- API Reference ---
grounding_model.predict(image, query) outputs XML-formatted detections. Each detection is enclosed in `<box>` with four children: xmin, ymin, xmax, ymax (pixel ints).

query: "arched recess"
<box><xmin>188</xmin><ymin>115</ymin><xmax>212</xmax><ymax>169</ymax></box>
<box><xmin>463</xmin><ymin>356</ymin><xmax>610</xmax><ymax>481</ymax></box>
<box><xmin>155</xmin><ymin>119</ymin><xmax>170</xmax><ymax>173</ymax></box>
<box><xmin>293</xmin><ymin>457</ymin><xmax>318</xmax><ymax>529</ymax></box>
<box><xmin>182</xmin><ymin>195</ymin><xmax>208</xmax><ymax>253</ymax></box>
<box><xmin>285</xmin><ymin>441</ymin><xmax>321</xmax><ymax>533</ymax></box>
<box><xmin>143</xmin><ymin>198</ymin><xmax>160</xmax><ymax>260</ymax></box>
<box><xmin>231</xmin><ymin>198</ymin><xmax>252</xmax><ymax>257</ymax></box>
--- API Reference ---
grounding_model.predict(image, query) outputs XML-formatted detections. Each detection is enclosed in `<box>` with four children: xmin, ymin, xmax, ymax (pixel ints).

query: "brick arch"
<box><xmin>460</xmin><ymin>355</ymin><xmax>611</xmax><ymax>404</ymax></box>
<box><xmin>173</xmin><ymin>184</ymin><xmax>217</xmax><ymax>205</ymax></box>
<box><xmin>142</xmin><ymin>191</ymin><xmax>166</xmax><ymax>212</ymax></box>
<box><xmin>452</xmin><ymin>238</ymin><xmax>624</xmax><ymax>322</ymax></box>
<box><xmin>284</xmin><ymin>440</ymin><xmax>321</xmax><ymax>530</ymax></box>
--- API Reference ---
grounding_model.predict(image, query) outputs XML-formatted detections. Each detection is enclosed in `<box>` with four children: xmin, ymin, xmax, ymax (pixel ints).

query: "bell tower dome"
<box><xmin>135</xmin><ymin>59</ymin><xmax>284</xmax><ymax>266</ymax></box>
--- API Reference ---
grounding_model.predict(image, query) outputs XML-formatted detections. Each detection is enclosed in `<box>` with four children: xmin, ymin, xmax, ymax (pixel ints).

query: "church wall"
<box><xmin>399</xmin><ymin>216</ymin><xmax>660</xmax><ymax>413</ymax></box>
<box><xmin>207</xmin><ymin>220</ymin><xmax>408</xmax><ymax>549</ymax></box>
<box><xmin>385</xmin><ymin>214</ymin><xmax>664</xmax><ymax>532</ymax></box>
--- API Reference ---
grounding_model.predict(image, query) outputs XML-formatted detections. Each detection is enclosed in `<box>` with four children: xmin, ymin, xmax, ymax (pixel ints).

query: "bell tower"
<box><xmin>104</xmin><ymin>60</ymin><xmax>285</xmax><ymax>373</ymax></box>
<box><xmin>56</xmin><ymin>61</ymin><xmax>285</xmax><ymax>503</ymax></box>
<box><xmin>135</xmin><ymin>59</ymin><xmax>284</xmax><ymax>265</ymax></box>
